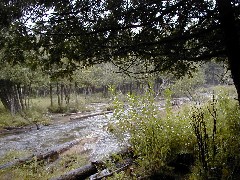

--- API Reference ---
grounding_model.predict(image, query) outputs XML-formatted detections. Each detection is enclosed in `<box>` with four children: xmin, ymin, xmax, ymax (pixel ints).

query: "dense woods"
<box><xmin>0</xmin><ymin>60</ymin><xmax>231</xmax><ymax>114</ymax></box>
<box><xmin>0</xmin><ymin>0</ymin><xmax>239</xmax><ymax>98</ymax></box>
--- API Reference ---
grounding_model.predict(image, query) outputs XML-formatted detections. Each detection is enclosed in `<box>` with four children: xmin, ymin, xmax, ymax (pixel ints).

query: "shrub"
<box><xmin>110</xmin><ymin>88</ymin><xmax>195</xmax><ymax>177</ymax></box>
<box><xmin>47</xmin><ymin>105</ymin><xmax>68</xmax><ymax>113</ymax></box>
<box><xmin>110</xmin><ymin>86</ymin><xmax>240</xmax><ymax>179</ymax></box>
<box><xmin>170</xmin><ymin>70</ymin><xmax>205</xmax><ymax>98</ymax></box>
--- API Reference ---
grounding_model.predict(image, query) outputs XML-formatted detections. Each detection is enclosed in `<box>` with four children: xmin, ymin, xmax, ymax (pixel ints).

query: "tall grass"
<box><xmin>0</xmin><ymin>93</ymin><xmax>111</xmax><ymax>128</ymax></box>
<box><xmin>0</xmin><ymin>152</ymin><xmax>88</xmax><ymax>180</ymax></box>
<box><xmin>109</xmin><ymin>86</ymin><xmax>240</xmax><ymax>179</ymax></box>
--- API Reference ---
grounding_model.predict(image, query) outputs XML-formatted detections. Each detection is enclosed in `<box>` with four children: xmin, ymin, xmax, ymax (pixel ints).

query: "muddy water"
<box><xmin>0</xmin><ymin>113</ymin><xmax>120</xmax><ymax>162</ymax></box>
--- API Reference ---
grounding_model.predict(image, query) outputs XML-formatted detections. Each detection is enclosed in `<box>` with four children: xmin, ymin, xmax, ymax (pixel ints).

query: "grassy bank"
<box><xmin>0</xmin><ymin>150</ymin><xmax>88</xmax><ymax>180</ymax></box>
<box><xmin>108</xmin><ymin>85</ymin><xmax>240</xmax><ymax>179</ymax></box>
<box><xmin>1</xmin><ymin>85</ymin><xmax>239</xmax><ymax>179</ymax></box>
<box><xmin>0</xmin><ymin>93</ymin><xmax>112</xmax><ymax>129</ymax></box>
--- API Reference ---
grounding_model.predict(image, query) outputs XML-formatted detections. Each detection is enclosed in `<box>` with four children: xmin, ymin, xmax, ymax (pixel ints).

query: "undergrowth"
<box><xmin>0</xmin><ymin>94</ymin><xmax>110</xmax><ymax>128</ymax></box>
<box><xmin>109</xmin><ymin>86</ymin><xmax>240</xmax><ymax>179</ymax></box>
<box><xmin>0</xmin><ymin>152</ymin><xmax>88</xmax><ymax>180</ymax></box>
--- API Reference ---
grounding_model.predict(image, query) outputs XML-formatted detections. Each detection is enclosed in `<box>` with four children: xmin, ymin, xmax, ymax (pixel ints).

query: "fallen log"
<box><xmin>70</xmin><ymin>111</ymin><xmax>112</xmax><ymax>121</ymax></box>
<box><xmin>51</xmin><ymin>158</ymin><xmax>134</xmax><ymax>180</ymax></box>
<box><xmin>0</xmin><ymin>139</ymin><xmax>82</xmax><ymax>170</ymax></box>
<box><xmin>51</xmin><ymin>148</ymin><xmax>134</xmax><ymax>180</ymax></box>
<box><xmin>0</xmin><ymin>155</ymin><xmax>34</xmax><ymax>170</ymax></box>
<box><xmin>51</xmin><ymin>163</ymin><xmax>98</xmax><ymax>180</ymax></box>
<box><xmin>90</xmin><ymin>158</ymin><xmax>133</xmax><ymax>180</ymax></box>
<box><xmin>0</xmin><ymin>126</ymin><xmax>35</xmax><ymax>135</ymax></box>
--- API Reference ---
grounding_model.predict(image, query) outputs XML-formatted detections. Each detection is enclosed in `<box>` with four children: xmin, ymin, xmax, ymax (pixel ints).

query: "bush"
<box><xmin>110</xmin><ymin>86</ymin><xmax>240</xmax><ymax>179</ymax></box>
<box><xmin>110</xmin><ymin>88</ymin><xmax>195</xmax><ymax>177</ymax></box>
<box><xmin>47</xmin><ymin>105</ymin><xmax>68</xmax><ymax>113</ymax></box>
<box><xmin>170</xmin><ymin>69</ymin><xmax>205</xmax><ymax>98</ymax></box>
<box><xmin>0</xmin><ymin>153</ymin><xmax>88</xmax><ymax>180</ymax></box>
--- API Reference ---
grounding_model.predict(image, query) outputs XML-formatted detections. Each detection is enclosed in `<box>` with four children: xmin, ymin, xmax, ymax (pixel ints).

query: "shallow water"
<box><xmin>0</xmin><ymin>113</ymin><xmax>120</xmax><ymax>162</ymax></box>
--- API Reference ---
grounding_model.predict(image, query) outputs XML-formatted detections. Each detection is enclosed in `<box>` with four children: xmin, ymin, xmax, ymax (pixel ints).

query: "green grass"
<box><xmin>0</xmin><ymin>153</ymin><xmax>88</xmax><ymax>180</ymax></box>
<box><xmin>0</xmin><ymin>150</ymin><xmax>31</xmax><ymax>166</ymax></box>
<box><xmin>0</xmin><ymin>93</ymin><xmax>112</xmax><ymax>128</ymax></box>
<box><xmin>0</xmin><ymin>110</ymin><xmax>29</xmax><ymax>128</ymax></box>
<box><xmin>109</xmin><ymin>86</ymin><xmax>240</xmax><ymax>179</ymax></box>
<box><xmin>0</xmin><ymin>102</ymin><xmax>51</xmax><ymax>129</ymax></box>
<box><xmin>46</xmin><ymin>93</ymin><xmax>111</xmax><ymax>113</ymax></box>
<box><xmin>196</xmin><ymin>84</ymin><xmax>237</xmax><ymax>97</ymax></box>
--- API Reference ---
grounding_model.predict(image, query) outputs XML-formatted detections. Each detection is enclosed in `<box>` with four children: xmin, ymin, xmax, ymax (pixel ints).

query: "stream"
<box><xmin>0</xmin><ymin>109</ymin><xmax>120</xmax><ymax>163</ymax></box>
<box><xmin>0</xmin><ymin>98</ymin><xmax>190</xmax><ymax>166</ymax></box>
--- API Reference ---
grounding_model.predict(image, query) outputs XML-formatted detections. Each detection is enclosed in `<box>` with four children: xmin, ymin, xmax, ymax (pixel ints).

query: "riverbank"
<box><xmin>0</xmin><ymin>104</ymin><xmax>118</xmax><ymax>159</ymax></box>
<box><xmin>0</xmin><ymin>102</ymin><xmax>112</xmax><ymax>135</ymax></box>
<box><xmin>0</xmin><ymin>105</ymin><xmax>119</xmax><ymax>179</ymax></box>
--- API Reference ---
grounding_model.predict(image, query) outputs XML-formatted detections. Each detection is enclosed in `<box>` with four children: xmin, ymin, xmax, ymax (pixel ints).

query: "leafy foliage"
<box><xmin>110</xmin><ymin>86</ymin><xmax>240</xmax><ymax>179</ymax></box>
<box><xmin>110</xmin><ymin>87</ymin><xmax>195</xmax><ymax>176</ymax></box>
<box><xmin>170</xmin><ymin>67</ymin><xmax>205</xmax><ymax>98</ymax></box>
<box><xmin>1</xmin><ymin>0</ymin><xmax>239</xmax><ymax>75</ymax></box>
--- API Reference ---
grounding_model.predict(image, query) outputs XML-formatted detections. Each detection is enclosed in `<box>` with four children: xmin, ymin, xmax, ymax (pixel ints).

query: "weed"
<box><xmin>0</xmin><ymin>150</ymin><xmax>31</xmax><ymax>166</ymax></box>
<box><xmin>110</xmin><ymin>87</ymin><xmax>195</xmax><ymax>177</ymax></box>
<box><xmin>0</xmin><ymin>153</ymin><xmax>88</xmax><ymax>180</ymax></box>
<box><xmin>110</xmin><ymin>85</ymin><xmax>240</xmax><ymax>179</ymax></box>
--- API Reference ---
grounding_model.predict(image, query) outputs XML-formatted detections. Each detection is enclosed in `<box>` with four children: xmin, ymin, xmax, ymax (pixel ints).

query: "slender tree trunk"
<box><xmin>74</xmin><ymin>82</ymin><xmax>79</xmax><ymax>107</ymax></box>
<box><xmin>16</xmin><ymin>84</ymin><xmax>24</xmax><ymax>111</ymax></box>
<box><xmin>217</xmin><ymin>0</ymin><xmax>240</xmax><ymax>103</ymax></box>
<box><xmin>27</xmin><ymin>85</ymin><xmax>31</xmax><ymax>109</ymax></box>
<box><xmin>64</xmin><ymin>84</ymin><xmax>70</xmax><ymax>105</ymax></box>
<box><xmin>60</xmin><ymin>83</ymin><xmax>64</xmax><ymax>106</ymax></box>
<box><xmin>17</xmin><ymin>84</ymin><xmax>27</xmax><ymax>110</ymax></box>
<box><xmin>50</xmin><ymin>83</ymin><xmax>53</xmax><ymax>107</ymax></box>
<box><xmin>136</xmin><ymin>81</ymin><xmax>140</xmax><ymax>94</ymax></box>
<box><xmin>86</xmin><ymin>86</ymin><xmax>91</xmax><ymax>96</ymax></box>
<box><xmin>102</xmin><ymin>85</ymin><xmax>108</xmax><ymax>97</ymax></box>
<box><xmin>129</xmin><ymin>82</ymin><xmax>133</xmax><ymax>95</ymax></box>
<box><xmin>24</xmin><ymin>85</ymin><xmax>28</xmax><ymax>109</ymax></box>
<box><xmin>56</xmin><ymin>82</ymin><xmax>61</xmax><ymax>107</ymax></box>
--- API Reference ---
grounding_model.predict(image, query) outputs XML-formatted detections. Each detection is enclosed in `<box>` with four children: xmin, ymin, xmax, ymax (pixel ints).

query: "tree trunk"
<box><xmin>87</xmin><ymin>86</ymin><xmax>92</xmax><ymax>96</ymax></box>
<box><xmin>74</xmin><ymin>82</ymin><xmax>79</xmax><ymax>107</ymax></box>
<box><xmin>217</xmin><ymin>0</ymin><xmax>240</xmax><ymax>103</ymax></box>
<box><xmin>57</xmin><ymin>82</ymin><xmax>61</xmax><ymax>107</ymax></box>
<box><xmin>51</xmin><ymin>163</ymin><xmax>98</xmax><ymax>180</ymax></box>
<box><xmin>0</xmin><ymin>79</ymin><xmax>24</xmax><ymax>115</ymax></box>
<box><xmin>22</xmin><ymin>85</ymin><xmax>30</xmax><ymax>109</ymax></box>
<box><xmin>64</xmin><ymin>84</ymin><xmax>70</xmax><ymax>105</ymax></box>
<box><xmin>60</xmin><ymin>83</ymin><xmax>64</xmax><ymax>106</ymax></box>
<box><xmin>51</xmin><ymin>148</ymin><xmax>133</xmax><ymax>180</ymax></box>
<box><xmin>136</xmin><ymin>81</ymin><xmax>140</xmax><ymax>94</ymax></box>
<box><xmin>26</xmin><ymin>85</ymin><xmax>31</xmax><ymax>109</ymax></box>
<box><xmin>50</xmin><ymin>83</ymin><xmax>53</xmax><ymax>107</ymax></box>
<box><xmin>15</xmin><ymin>84</ymin><xmax>23</xmax><ymax>111</ymax></box>
<box><xmin>102</xmin><ymin>85</ymin><xmax>108</xmax><ymax>97</ymax></box>
<box><xmin>129</xmin><ymin>82</ymin><xmax>133</xmax><ymax>95</ymax></box>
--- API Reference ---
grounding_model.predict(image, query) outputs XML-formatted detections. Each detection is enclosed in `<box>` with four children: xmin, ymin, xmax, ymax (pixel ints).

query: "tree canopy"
<box><xmin>0</xmin><ymin>0</ymin><xmax>240</xmax><ymax>99</ymax></box>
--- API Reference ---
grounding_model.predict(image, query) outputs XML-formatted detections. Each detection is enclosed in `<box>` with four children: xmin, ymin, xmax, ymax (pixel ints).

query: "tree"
<box><xmin>204</xmin><ymin>61</ymin><xmax>227</xmax><ymax>85</ymax></box>
<box><xmin>216</xmin><ymin>0</ymin><xmax>240</xmax><ymax>100</ymax></box>
<box><xmin>32</xmin><ymin>0</ymin><xmax>240</xmax><ymax>99</ymax></box>
<box><xmin>1</xmin><ymin>0</ymin><xmax>240</xmax><ymax>101</ymax></box>
<box><xmin>0</xmin><ymin>60</ymin><xmax>48</xmax><ymax>114</ymax></box>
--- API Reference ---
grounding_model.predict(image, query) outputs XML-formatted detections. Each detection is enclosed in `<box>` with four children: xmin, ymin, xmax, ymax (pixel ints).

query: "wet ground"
<box><xmin>0</xmin><ymin>98</ymin><xmax>189</xmax><ymax>165</ymax></box>
<box><xmin>0</xmin><ymin>103</ymin><xmax>120</xmax><ymax>164</ymax></box>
